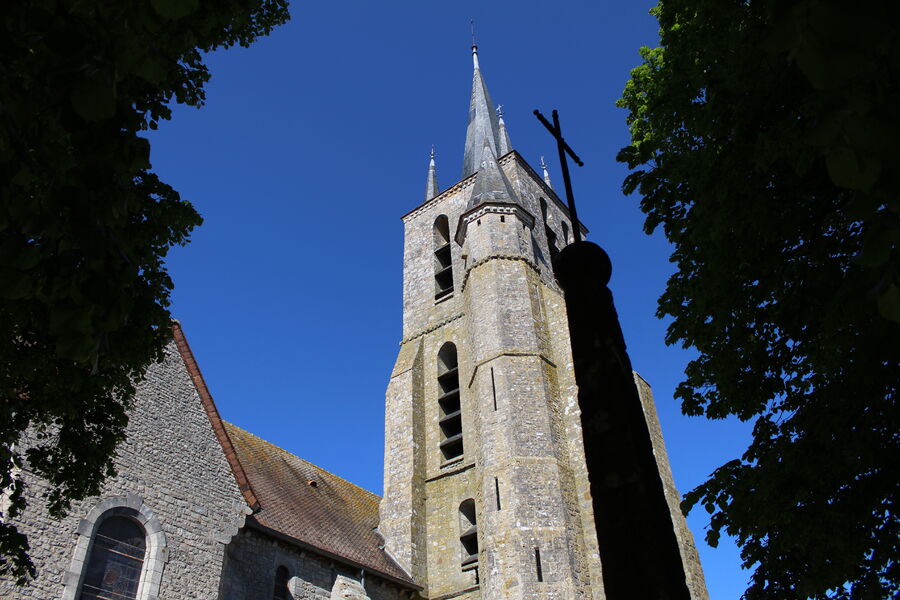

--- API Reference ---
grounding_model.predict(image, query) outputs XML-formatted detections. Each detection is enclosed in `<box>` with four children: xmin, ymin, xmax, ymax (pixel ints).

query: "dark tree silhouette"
<box><xmin>0</xmin><ymin>0</ymin><xmax>289</xmax><ymax>582</ymax></box>
<box><xmin>617</xmin><ymin>1</ymin><xmax>899</xmax><ymax>598</ymax></box>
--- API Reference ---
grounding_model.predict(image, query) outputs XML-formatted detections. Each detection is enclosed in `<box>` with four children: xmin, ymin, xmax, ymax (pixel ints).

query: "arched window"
<box><xmin>539</xmin><ymin>198</ymin><xmax>559</xmax><ymax>257</ymax></box>
<box><xmin>80</xmin><ymin>516</ymin><xmax>146</xmax><ymax>600</ymax></box>
<box><xmin>459</xmin><ymin>499</ymin><xmax>479</xmax><ymax>566</ymax></box>
<box><xmin>273</xmin><ymin>565</ymin><xmax>290</xmax><ymax>600</ymax></box>
<box><xmin>561</xmin><ymin>221</ymin><xmax>570</xmax><ymax>246</ymax></box>
<box><xmin>434</xmin><ymin>215</ymin><xmax>454</xmax><ymax>300</ymax></box>
<box><xmin>438</xmin><ymin>342</ymin><xmax>463</xmax><ymax>460</ymax></box>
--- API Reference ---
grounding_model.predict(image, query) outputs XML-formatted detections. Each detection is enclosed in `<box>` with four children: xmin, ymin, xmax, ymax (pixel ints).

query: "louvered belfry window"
<box><xmin>80</xmin><ymin>516</ymin><xmax>146</xmax><ymax>600</ymax></box>
<box><xmin>459</xmin><ymin>499</ymin><xmax>479</xmax><ymax>566</ymax></box>
<box><xmin>438</xmin><ymin>342</ymin><xmax>463</xmax><ymax>460</ymax></box>
<box><xmin>434</xmin><ymin>215</ymin><xmax>454</xmax><ymax>300</ymax></box>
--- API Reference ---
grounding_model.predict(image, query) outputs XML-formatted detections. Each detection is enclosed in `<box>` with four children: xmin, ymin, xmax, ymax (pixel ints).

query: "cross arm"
<box><xmin>533</xmin><ymin>109</ymin><xmax>584</xmax><ymax>167</ymax></box>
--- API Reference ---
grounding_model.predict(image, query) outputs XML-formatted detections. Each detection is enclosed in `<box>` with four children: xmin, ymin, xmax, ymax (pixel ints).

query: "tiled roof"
<box><xmin>222</xmin><ymin>422</ymin><xmax>415</xmax><ymax>586</ymax></box>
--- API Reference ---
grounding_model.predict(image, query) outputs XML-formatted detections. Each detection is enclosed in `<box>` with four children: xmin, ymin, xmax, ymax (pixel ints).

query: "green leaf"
<box><xmin>0</xmin><ymin>268</ymin><xmax>34</xmax><ymax>299</ymax></box>
<box><xmin>130</xmin><ymin>138</ymin><xmax>151</xmax><ymax>171</ymax></box>
<box><xmin>793</xmin><ymin>37</ymin><xmax>828</xmax><ymax>90</ymax></box>
<box><xmin>70</xmin><ymin>70</ymin><xmax>116</xmax><ymax>122</ymax></box>
<box><xmin>150</xmin><ymin>0</ymin><xmax>199</xmax><ymax>20</ymax></box>
<box><xmin>136</xmin><ymin>57</ymin><xmax>169</xmax><ymax>84</ymax></box>
<box><xmin>876</xmin><ymin>284</ymin><xmax>900</xmax><ymax>324</ymax></box>
<box><xmin>855</xmin><ymin>227</ymin><xmax>897</xmax><ymax>268</ymax></box>
<box><xmin>55</xmin><ymin>333</ymin><xmax>97</xmax><ymax>364</ymax></box>
<box><xmin>825</xmin><ymin>147</ymin><xmax>881</xmax><ymax>191</ymax></box>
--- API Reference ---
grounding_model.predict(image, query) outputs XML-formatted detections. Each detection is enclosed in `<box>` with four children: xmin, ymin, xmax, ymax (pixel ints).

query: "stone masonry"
<box><xmin>381</xmin><ymin>150</ymin><xmax>604</xmax><ymax>600</ymax></box>
<box><xmin>1</xmin><ymin>326</ymin><xmax>417</xmax><ymax>600</ymax></box>
<box><xmin>220</xmin><ymin>528</ymin><xmax>410</xmax><ymax>600</ymax></box>
<box><xmin>1</xmin><ymin>337</ymin><xmax>251</xmax><ymax>600</ymax></box>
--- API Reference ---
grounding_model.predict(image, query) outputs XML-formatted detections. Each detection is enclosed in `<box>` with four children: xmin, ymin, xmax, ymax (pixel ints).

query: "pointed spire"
<box><xmin>468</xmin><ymin>139</ymin><xmax>517</xmax><ymax>208</ymax></box>
<box><xmin>462</xmin><ymin>45</ymin><xmax>508</xmax><ymax>178</ymax></box>
<box><xmin>540</xmin><ymin>156</ymin><xmax>553</xmax><ymax>188</ymax></box>
<box><xmin>497</xmin><ymin>105</ymin><xmax>512</xmax><ymax>156</ymax></box>
<box><xmin>425</xmin><ymin>146</ymin><xmax>439</xmax><ymax>200</ymax></box>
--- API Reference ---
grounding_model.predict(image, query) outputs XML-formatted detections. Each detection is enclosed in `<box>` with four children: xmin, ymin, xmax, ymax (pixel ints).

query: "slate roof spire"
<box><xmin>462</xmin><ymin>44</ymin><xmax>508</xmax><ymax>178</ymax></box>
<box><xmin>425</xmin><ymin>146</ymin><xmax>439</xmax><ymax>200</ymax></box>
<box><xmin>467</xmin><ymin>138</ymin><xmax>517</xmax><ymax>209</ymax></box>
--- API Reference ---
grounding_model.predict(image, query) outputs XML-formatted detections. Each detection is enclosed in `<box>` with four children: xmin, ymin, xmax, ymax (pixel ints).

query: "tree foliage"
<box><xmin>617</xmin><ymin>1</ymin><xmax>899</xmax><ymax>598</ymax></box>
<box><xmin>0</xmin><ymin>0</ymin><xmax>288</xmax><ymax>583</ymax></box>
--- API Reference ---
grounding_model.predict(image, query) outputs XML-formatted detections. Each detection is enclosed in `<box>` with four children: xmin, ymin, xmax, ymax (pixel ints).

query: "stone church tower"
<box><xmin>379</xmin><ymin>46</ymin><xmax>709</xmax><ymax>600</ymax></box>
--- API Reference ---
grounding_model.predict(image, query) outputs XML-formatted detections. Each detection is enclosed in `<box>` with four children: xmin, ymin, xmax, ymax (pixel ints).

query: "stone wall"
<box><xmin>398</xmin><ymin>152</ymin><xmax>573</xmax><ymax>342</ymax></box>
<box><xmin>0</xmin><ymin>340</ymin><xmax>250</xmax><ymax>600</ymax></box>
<box><xmin>382</xmin><ymin>152</ymin><xmax>604</xmax><ymax>599</ymax></box>
<box><xmin>220</xmin><ymin>527</ymin><xmax>412</xmax><ymax>600</ymax></box>
<box><xmin>634</xmin><ymin>374</ymin><xmax>709</xmax><ymax>600</ymax></box>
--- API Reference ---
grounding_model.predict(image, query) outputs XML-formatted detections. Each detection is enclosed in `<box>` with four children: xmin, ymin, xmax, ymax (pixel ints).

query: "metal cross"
<box><xmin>534</xmin><ymin>109</ymin><xmax>584</xmax><ymax>243</ymax></box>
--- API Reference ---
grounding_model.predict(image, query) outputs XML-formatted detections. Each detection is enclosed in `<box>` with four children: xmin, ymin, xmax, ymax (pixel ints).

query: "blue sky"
<box><xmin>148</xmin><ymin>1</ymin><xmax>753</xmax><ymax>597</ymax></box>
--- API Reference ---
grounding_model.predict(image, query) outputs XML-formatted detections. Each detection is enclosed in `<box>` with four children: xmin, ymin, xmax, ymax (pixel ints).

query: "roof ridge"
<box><xmin>221</xmin><ymin>421</ymin><xmax>381</xmax><ymax>502</ymax></box>
<box><xmin>172</xmin><ymin>321</ymin><xmax>260</xmax><ymax>512</ymax></box>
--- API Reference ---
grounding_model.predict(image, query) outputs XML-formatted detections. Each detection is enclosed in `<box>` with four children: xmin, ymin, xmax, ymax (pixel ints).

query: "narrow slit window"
<box><xmin>433</xmin><ymin>215</ymin><xmax>453</xmax><ymax>300</ymax></box>
<box><xmin>535</xmin><ymin>547</ymin><xmax>544</xmax><ymax>582</ymax></box>
<box><xmin>494</xmin><ymin>477</ymin><xmax>501</xmax><ymax>510</ymax></box>
<box><xmin>459</xmin><ymin>499</ymin><xmax>479</xmax><ymax>567</ymax></box>
<box><xmin>490</xmin><ymin>367</ymin><xmax>497</xmax><ymax>411</ymax></box>
<box><xmin>561</xmin><ymin>221</ymin><xmax>570</xmax><ymax>245</ymax></box>
<box><xmin>438</xmin><ymin>343</ymin><xmax>463</xmax><ymax>460</ymax></box>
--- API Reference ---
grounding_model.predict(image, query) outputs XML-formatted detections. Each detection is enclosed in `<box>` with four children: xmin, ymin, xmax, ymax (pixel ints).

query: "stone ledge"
<box><xmin>425</xmin><ymin>461</ymin><xmax>475</xmax><ymax>483</ymax></box>
<box><xmin>430</xmin><ymin>584</ymin><xmax>481</xmax><ymax>600</ymax></box>
<box><xmin>400</xmin><ymin>312</ymin><xmax>464</xmax><ymax>346</ymax></box>
<box><xmin>460</xmin><ymin>254</ymin><xmax>540</xmax><ymax>293</ymax></box>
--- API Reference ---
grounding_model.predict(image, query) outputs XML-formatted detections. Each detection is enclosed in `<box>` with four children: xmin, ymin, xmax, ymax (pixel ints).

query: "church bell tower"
<box><xmin>379</xmin><ymin>45</ymin><xmax>708</xmax><ymax>600</ymax></box>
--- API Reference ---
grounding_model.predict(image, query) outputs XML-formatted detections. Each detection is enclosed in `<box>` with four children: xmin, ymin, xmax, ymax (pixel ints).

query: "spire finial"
<box><xmin>461</xmin><ymin>25</ymin><xmax>510</xmax><ymax>177</ymax></box>
<box><xmin>541</xmin><ymin>155</ymin><xmax>553</xmax><ymax>188</ymax></box>
<box><xmin>425</xmin><ymin>146</ymin><xmax>439</xmax><ymax>201</ymax></box>
<box><xmin>496</xmin><ymin>104</ymin><xmax>503</xmax><ymax>119</ymax></box>
<box><xmin>471</xmin><ymin>20</ymin><xmax>479</xmax><ymax>69</ymax></box>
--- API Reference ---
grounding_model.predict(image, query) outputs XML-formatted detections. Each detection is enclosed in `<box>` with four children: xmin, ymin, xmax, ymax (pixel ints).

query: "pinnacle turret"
<box><xmin>497</xmin><ymin>105</ymin><xmax>512</xmax><ymax>156</ymax></box>
<box><xmin>461</xmin><ymin>46</ymin><xmax>509</xmax><ymax>178</ymax></box>
<box><xmin>540</xmin><ymin>156</ymin><xmax>553</xmax><ymax>188</ymax></box>
<box><xmin>425</xmin><ymin>146</ymin><xmax>439</xmax><ymax>200</ymax></box>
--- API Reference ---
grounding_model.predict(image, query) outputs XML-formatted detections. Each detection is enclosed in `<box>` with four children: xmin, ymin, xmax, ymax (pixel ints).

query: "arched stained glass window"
<box><xmin>80</xmin><ymin>516</ymin><xmax>146</xmax><ymax>600</ymax></box>
<box><xmin>273</xmin><ymin>565</ymin><xmax>290</xmax><ymax>600</ymax></box>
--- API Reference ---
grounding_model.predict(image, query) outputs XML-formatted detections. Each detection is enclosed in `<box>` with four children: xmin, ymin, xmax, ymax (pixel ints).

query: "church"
<box><xmin>1</xmin><ymin>46</ymin><xmax>708</xmax><ymax>600</ymax></box>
